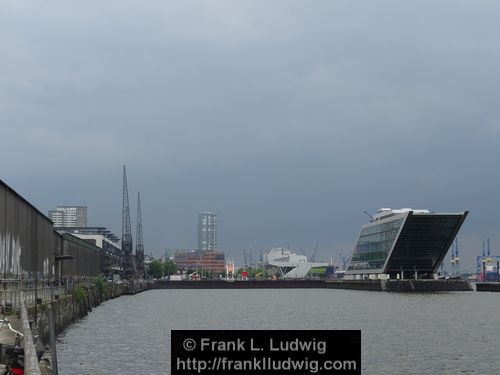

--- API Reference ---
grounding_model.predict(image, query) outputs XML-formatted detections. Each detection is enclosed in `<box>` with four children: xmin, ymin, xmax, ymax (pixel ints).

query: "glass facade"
<box><xmin>386</xmin><ymin>215</ymin><xmax>463</xmax><ymax>275</ymax></box>
<box><xmin>348</xmin><ymin>218</ymin><xmax>403</xmax><ymax>271</ymax></box>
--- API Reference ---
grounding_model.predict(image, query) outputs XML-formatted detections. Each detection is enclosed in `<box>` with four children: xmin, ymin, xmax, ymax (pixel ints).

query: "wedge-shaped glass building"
<box><xmin>345</xmin><ymin>208</ymin><xmax>468</xmax><ymax>280</ymax></box>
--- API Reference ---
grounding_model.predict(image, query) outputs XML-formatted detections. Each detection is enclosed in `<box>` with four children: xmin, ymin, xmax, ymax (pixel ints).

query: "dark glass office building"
<box><xmin>345</xmin><ymin>208</ymin><xmax>468</xmax><ymax>280</ymax></box>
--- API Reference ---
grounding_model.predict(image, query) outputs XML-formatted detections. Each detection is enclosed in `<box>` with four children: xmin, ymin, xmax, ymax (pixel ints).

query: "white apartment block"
<box><xmin>49</xmin><ymin>206</ymin><xmax>88</xmax><ymax>227</ymax></box>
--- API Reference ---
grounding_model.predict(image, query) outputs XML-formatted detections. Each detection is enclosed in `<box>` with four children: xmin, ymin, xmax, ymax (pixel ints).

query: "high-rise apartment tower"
<box><xmin>197</xmin><ymin>212</ymin><xmax>217</xmax><ymax>251</ymax></box>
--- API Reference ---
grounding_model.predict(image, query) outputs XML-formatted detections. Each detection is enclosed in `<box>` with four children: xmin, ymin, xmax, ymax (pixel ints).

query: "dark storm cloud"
<box><xmin>1</xmin><ymin>1</ymin><xmax>500</xmax><ymax>268</ymax></box>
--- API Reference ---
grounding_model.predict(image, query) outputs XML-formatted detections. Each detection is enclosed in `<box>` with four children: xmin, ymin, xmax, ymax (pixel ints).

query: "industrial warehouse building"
<box><xmin>0</xmin><ymin>178</ymin><xmax>119</xmax><ymax>280</ymax></box>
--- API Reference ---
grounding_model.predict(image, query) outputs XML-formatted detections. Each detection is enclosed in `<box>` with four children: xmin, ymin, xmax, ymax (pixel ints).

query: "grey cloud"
<box><xmin>1</xmin><ymin>1</ymin><xmax>500</xmax><ymax>269</ymax></box>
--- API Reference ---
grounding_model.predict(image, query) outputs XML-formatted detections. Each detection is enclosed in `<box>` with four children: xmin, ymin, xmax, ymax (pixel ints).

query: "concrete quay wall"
<box><xmin>155</xmin><ymin>279</ymin><xmax>472</xmax><ymax>292</ymax></box>
<box><xmin>384</xmin><ymin>279</ymin><xmax>472</xmax><ymax>292</ymax></box>
<box><xmin>155</xmin><ymin>279</ymin><xmax>326</xmax><ymax>289</ymax></box>
<box><xmin>325</xmin><ymin>280</ymin><xmax>383</xmax><ymax>291</ymax></box>
<box><xmin>476</xmin><ymin>282</ymin><xmax>500</xmax><ymax>292</ymax></box>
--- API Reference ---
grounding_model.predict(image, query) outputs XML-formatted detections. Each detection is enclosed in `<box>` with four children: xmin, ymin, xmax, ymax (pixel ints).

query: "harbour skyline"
<box><xmin>2</xmin><ymin>1</ymin><xmax>500</xmax><ymax>271</ymax></box>
<box><xmin>3</xmin><ymin>2</ymin><xmax>500</xmax><ymax>374</ymax></box>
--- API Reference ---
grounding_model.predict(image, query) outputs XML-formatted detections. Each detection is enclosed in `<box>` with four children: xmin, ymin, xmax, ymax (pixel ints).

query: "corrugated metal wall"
<box><xmin>0</xmin><ymin>181</ymin><xmax>54</xmax><ymax>277</ymax></box>
<box><xmin>0</xmin><ymin>180</ymin><xmax>103</xmax><ymax>279</ymax></box>
<box><xmin>60</xmin><ymin>233</ymin><xmax>101</xmax><ymax>277</ymax></box>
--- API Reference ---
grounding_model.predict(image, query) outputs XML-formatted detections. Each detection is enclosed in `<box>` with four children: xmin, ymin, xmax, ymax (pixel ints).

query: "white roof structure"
<box><xmin>263</xmin><ymin>248</ymin><xmax>328</xmax><ymax>279</ymax></box>
<box><xmin>372</xmin><ymin>208</ymin><xmax>431</xmax><ymax>221</ymax></box>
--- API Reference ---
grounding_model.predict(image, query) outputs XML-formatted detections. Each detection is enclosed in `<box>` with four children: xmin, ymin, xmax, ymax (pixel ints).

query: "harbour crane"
<box><xmin>310</xmin><ymin>242</ymin><xmax>319</xmax><ymax>262</ymax></box>
<box><xmin>135</xmin><ymin>192</ymin><xmax>145</xmax><ymax>277</ymax></box>
<box><xmin>243</xmin><ymin>249</ymin><xmax>248</xmax><ymax>268</ymax></box>
<box><xmin>339</xmin><ymin>252</ymin><xmax>351</xmax><ymax>271</ymax></box>
<box><xmin>121</xmin><ymin>166</ymin><xmax>136</xmax><ymax>278</ymax></box>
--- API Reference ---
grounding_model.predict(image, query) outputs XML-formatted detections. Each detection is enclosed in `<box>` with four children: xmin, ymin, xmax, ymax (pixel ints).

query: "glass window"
<box><xmin>348</xmin><ymin>219</ymin><xmax>403</xmax><ymax>271</ymax></box>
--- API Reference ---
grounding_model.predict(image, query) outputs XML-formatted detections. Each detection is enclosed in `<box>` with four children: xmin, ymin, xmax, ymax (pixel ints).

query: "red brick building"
<box><xmin>174</xmin><ymin>250</ymin><xmax>225</xmax><ymax>273</ymax></box>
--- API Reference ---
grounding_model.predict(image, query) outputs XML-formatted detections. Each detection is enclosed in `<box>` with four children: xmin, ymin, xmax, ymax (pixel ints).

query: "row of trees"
<box><xmin>148</xmin><ymin>259</ymin><xmax>176</xmax><ymax>279</ymax></box>
<box><xmin>148</xmin><ymin>262</ymin><xmax>326</xmax><ymax>280</ymax></box>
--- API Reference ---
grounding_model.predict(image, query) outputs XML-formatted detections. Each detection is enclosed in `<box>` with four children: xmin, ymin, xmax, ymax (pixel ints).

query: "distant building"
<box><xmin>54</xmin><ymin>226</ymin><xmax>121</xmax><ymax>255</ymax></box>
<box><xmin>49</xmin><ymin>206</ymin><xmax>87</xmax><ymax>227</ymax></box>
<box><xmin>263</xmin><ymin>248</ymin><xmax>328</xmax><ymax>279</ymax></box>
<box><xmin>173</xmin><ymin>249</ymin><xmax>225</xmax><ymax>273</ymax></box>
<box><xmin>144</xmin><ymin>255</ymin><xmax>155</xmax><ymax>266</ymax></box>
<box><xmin>54</xmin><ymin>226</ymin><xmax>122</xmax><ymax>275</ymax></box>
<box><xmin>197</xmin><ymin>212</ymin><xmax>217</xmax><ymax>251</ymax></box>
<box><xmin>199</xmin><ymin>250</ymin><xmax>225</xmax><ymax>272</ymax></box>
<box><xmin>345</xmin><ymin>208</ymin><xmax>468</xmax><ymax>280</ymax></box>
<box><xmin>174</xmin><ymin>250</ymin><xmax>202</xmax><ymax>269</ymax></box>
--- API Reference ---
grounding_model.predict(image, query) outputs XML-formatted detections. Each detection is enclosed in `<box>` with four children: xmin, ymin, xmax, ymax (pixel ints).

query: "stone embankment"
<box><xmin>0</xmin><ymin>280</ymin><xmax>152</xmax><ymax>374</ymax></box>
<box><xmin>29</xmin><ymin>281</ymin><xmax>126</xmax><ymax>345</ymax></box>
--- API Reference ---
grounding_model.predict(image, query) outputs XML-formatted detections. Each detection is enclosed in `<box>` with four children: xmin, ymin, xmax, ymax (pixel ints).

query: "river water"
<box><xmin>57</xmin><ymin>289</ymin><xmax>500</xmax><ymax>374</ymax></box>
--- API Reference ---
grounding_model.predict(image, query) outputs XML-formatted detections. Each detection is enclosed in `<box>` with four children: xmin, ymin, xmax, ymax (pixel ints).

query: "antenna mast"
<box><xmin>363</xmin><ymin>210</ymin><xmax>374</xmax><ymax>221</ymax></box>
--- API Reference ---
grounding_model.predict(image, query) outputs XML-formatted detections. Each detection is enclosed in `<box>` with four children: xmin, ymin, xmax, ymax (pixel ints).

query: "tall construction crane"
<box><xmin>243</xmin><ymin>249</ymin><xmax>248</xmax><ymax>268</ymax></box>
<box><xmin>122</xmin><ymin>166</ymin><xmax>136</xmax><ymax>278</ymax></box>
<box><xmin>135</xmin><ymin>192</ymin><xmax>145</xmax><ymax>277</ymax></box>
<box><xmin>310</xmin><ymin>242</ymin><xmax>319</xmax><ymax>262</ymax></box>
<box><xmin>247</xmin><ymin>249</ymin><xmax>256</xmax><ymax>268</ymax></box>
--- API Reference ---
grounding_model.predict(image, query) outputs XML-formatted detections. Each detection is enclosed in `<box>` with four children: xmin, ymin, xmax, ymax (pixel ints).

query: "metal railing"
<box><xmin>0</xmin><ymin>280</ymin><xmax>68</xmax><ymax>311</ymax></box>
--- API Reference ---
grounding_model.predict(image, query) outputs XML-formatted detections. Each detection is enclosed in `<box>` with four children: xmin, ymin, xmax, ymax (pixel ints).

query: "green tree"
<box><xmin>149</xmin><ymin>260</ymin><xmax>164</xmax><ymax>279</ymax></box>
<box><xmin>163</xmin><ymin>260</ymin><xmax>176</xmax><ymax>276</ymax></box>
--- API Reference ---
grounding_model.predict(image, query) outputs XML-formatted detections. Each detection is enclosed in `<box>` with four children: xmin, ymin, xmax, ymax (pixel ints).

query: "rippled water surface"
<box><xmin>57</xmin><ymin>289</ymin><xmax>500</xmax><ymax>374</ymax></box>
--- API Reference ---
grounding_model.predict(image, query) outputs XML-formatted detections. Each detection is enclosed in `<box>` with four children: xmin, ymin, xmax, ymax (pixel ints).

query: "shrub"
<box><xmin>73</xmin><ymin>284</ymin><xmax>86</xmax><ymax>302</ymax></box>
<box><xmin>94</xmin><ymin>276</ymin><xmax>108</xmax><ymax>300</ymax></box>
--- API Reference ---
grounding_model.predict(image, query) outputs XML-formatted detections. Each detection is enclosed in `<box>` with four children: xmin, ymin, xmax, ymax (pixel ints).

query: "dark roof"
<box><xmin>0</xmin><ymin>178</ymin><xmax>53</xmax><ymax>225</ymax></box>
<box><xmin>61</xmin><ymin>232</ymin><xmax>102</xmax><ymax>254</ymax></box>
<box><xmin>54</xmin><ymin>226</ymin><xmax>120</xmax><ymax>242</ymax></box>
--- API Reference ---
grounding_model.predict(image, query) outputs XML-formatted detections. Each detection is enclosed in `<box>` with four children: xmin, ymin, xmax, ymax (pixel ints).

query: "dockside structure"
<box><xmin>0</xmin><ymin>178</ymin><xmax>119</xmax><ymax>281</ymax></box>
<box><xmin>345</xmin><ymin>208</ymin><xmax>468</xmax><ymax>280</ymax></box>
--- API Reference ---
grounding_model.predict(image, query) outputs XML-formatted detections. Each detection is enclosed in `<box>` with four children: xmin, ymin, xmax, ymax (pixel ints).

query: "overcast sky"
<box><xmin>1</xmin><ymin>1</ymin><xmax>499</xmax><ymax>270</ymax></box>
